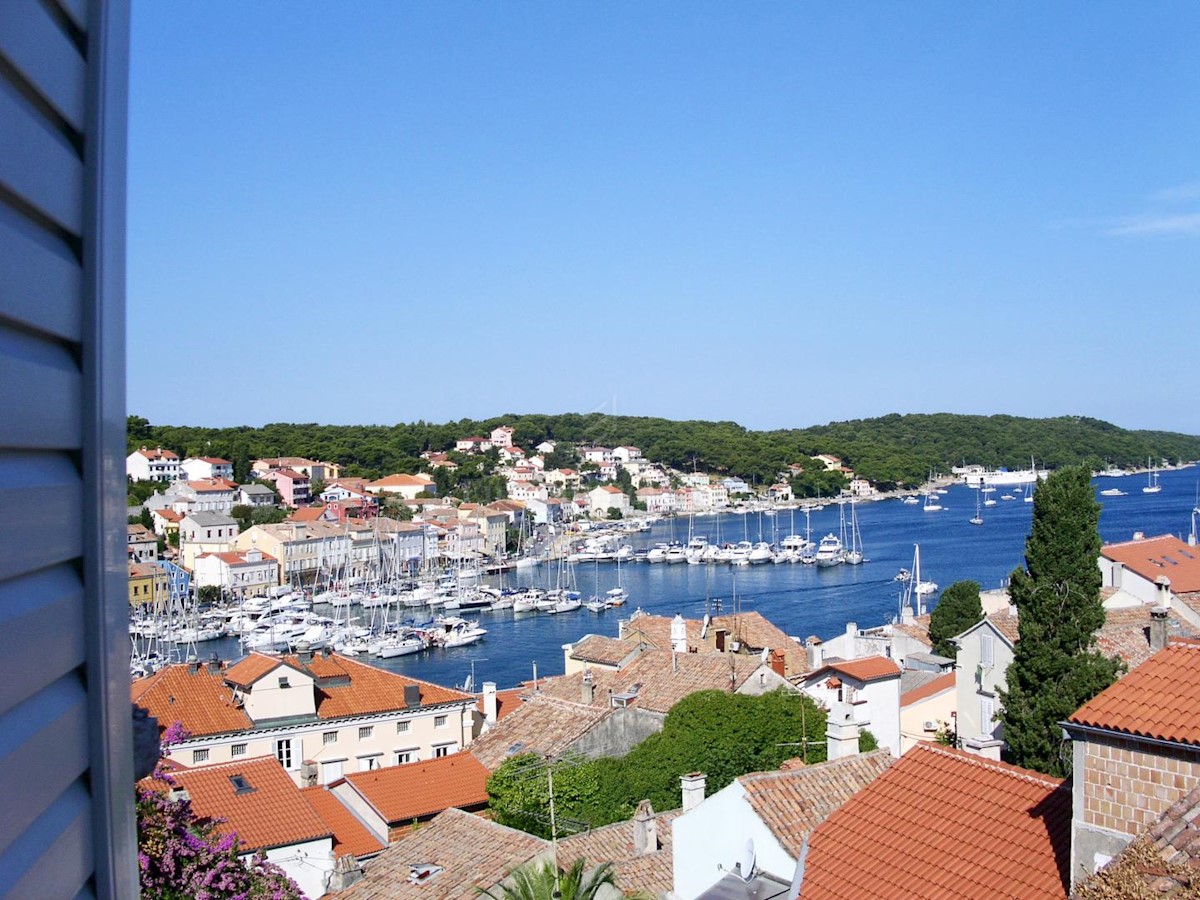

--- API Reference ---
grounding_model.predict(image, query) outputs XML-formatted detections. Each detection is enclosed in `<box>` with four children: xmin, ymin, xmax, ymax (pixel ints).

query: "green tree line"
<box><xmin>128</xmin><ymin>411</ymin><xmax>1200</xmax><ymax>491</ymax></box>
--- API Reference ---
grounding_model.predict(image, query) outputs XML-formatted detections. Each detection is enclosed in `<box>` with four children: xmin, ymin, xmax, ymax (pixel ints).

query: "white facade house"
<box><xmin>167</xmin><ymin>479</ymin><xmax>237</xmax><ymax>515</ymax></box>
<box><xmin>588</xmin><ymin>485</ymin><xmax>630</xmax><ymax>518</ymax></box>
<box><xmin>490</xmin><ymin>426</ymin><xmax>515</xmax><ymax>448</ymax></box>
<box><xmin>637</xmin><ymin>488</ymin><xmax>675</xmax><ymax>515</ymax></box>
<box><xmin>800</xmin><ymin>657</ymin><xmax>903</xmax><ymax>758</ymax></box>
<box><xmin>612</xmin><ymin>446</ymin><xmax>643</xmax><ymax>464</ymax></box>
<box><xmin>580</xmin><ymin>446</ymin><xmax>614</xmax><ymax>465</ymax></box>
<box><xmin>180</xmin><ymin>457</ymin><xmax>234</xmax><ymax>482</ymax></box>
<box><xmin>192</xmin><ymin>549</ymin><xmax>280</xmax><ymax>597</ymax></box>
<box><xmin>126</xmin><ymin>446</ymin><xmax>180</xmax><ymax>482</ymax></box>
<box><xmin>180</xmin><ymin>512</ymin><xmax>240</xmax><ymax>571</ymax></box>
<box><xmin>508</xmin><ymin>481</ymin><xmax>548</xmax><ymax>503</ymax></box>
<box><xmin>1100</xmin><ymin>534</ymin><xmax>1200</xmax><ymax>620</ymax></box>
<box><xmin>132</xmin><ymin>650</ymin><xmax>477</xmax><ymax>788</ymax></box>
<box><xmin>950</xmin><ymin>613</ymin><xmax>1018</xmax><ymax>760</ymax></box>
<box><xmin>237</xmin><ymin>483</ymin><xmax>276</xmax><ymax>508</ymax></box>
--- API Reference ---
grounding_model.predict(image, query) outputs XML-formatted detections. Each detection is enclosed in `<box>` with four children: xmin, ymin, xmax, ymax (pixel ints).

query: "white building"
<box><xmin>167</xmin><ymin>478</ymin><xmax>237</xmax><ymax>515</ymax></box>
<box><xmin>489</xmin><ymin>426</ymin><xmax>515</xmax><ymax>449</ymax></box>
<box><xmin>950</xmin><ymin>612</ymin><xmax>1019</xmax><ymax>760</ymax></box>
<box><xmin>192</xmin><ymin>548</ymin><xmax>279</xmax><ymax>597</ymax></box>
<box><xmin>800</xmin><ymin>656</ymin><xmax>903</xmax><ymax>758</ymax></box>
<box><xmin>588</xmin><ymin>485</ymin><xmax>630</xmax><ymax>518</ymax></box>
<box><xmin>180</xmin><ymin>511</ymin><xmax>240</xmax><ymax>571</ymax></box>
<box><xmin>133</xmin><ymin>650</ymin><xmax>478</xmax><ymax>788</ymax></box>
<box><xmin>180</xmin><ymin>456</ymin><xmax>234</xmax><ymax>482</ymax></box>
<box><xmin>637</xmin><ymin>487</ymin><xmax>675</xmax><ymax>515</ymax></box>
<box><xmin>126</xmin><ymin>446</ymin><xmax>180</xmax><ymax>482</ymax></box>
<box><xmin>237</xmin><ymin>483</ymin><xmax>276</xmax><ymax>507</ymax></box>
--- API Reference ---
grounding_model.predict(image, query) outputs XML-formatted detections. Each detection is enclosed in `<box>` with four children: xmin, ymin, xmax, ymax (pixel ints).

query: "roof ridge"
<box><xmin>739</xmin><ymin>749</ymin><xmax>892</xmax><ymax>784</ymax></box>
<box><xmin>916</xmin><ymin>743</ymin><xmax>1065</xmax><ymax>789</ymax></box>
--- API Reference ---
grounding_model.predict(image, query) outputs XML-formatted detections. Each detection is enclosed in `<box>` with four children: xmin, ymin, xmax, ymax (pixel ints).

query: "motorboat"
<box><xmin>814</xmin><ymin>534</ymin><xmax>844</xmax><ymax>567</ymax></box>
<box><xmin>1100</xmin><ymin>488</ymin><xmax>1126</xmax><ymax>497</ymax></box>
<box><xmin>748</xmin><ymin>542</ymin><xmax>774</xmax><ymax>564</ymax></box>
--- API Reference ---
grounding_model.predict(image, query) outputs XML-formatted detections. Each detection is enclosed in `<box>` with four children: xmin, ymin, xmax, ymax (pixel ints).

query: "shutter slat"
<box><xmin>48</xmin><ymin>0</ymin><xmax>88</xmax><ymax>34</ymax></box>
<box><xmin>0</xmin><ymin>202</ymin><xmax>83</xmax><ymax>342</ymax></box>
<box><xmin>0</xmin><ymin>325</ymin><xmax>81</xmax><ymax>448</ymax></box>
<box><xmin>0</xmin><ymin>565</ymin><xmax>86</xmax><ymax>718</ymax></box>
<box><xmin>0</xmin><ymin>453</ymin><xmax>82</xmax><ymax>581</ymax></box>
<box><xmin>0</xmin><ymin>780</ymin><xmax>93</xmax><ymax>899</ymax></box>
<box><xmin>0</xmin><ymin>77</ymin><xmax>83</xmax><ymax>236</ymax></box>
<box><xmin>0</xmin><ymin>1</ymin><xmax>86</xmax><ymax>134</ymax></box>
<box><xmin>0</xmin><ymin>674</ymin><xmax>90</xmax><ymax>857</ymax></box>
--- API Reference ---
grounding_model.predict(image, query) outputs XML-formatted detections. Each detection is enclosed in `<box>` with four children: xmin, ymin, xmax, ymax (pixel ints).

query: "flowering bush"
<box><xmin>136</xmin><ymin>721</ymin><xmax>306</xmax><ymax>899</ymax></box>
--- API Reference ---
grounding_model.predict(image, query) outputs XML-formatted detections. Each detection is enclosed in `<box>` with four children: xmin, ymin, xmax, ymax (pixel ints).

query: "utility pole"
<box><xmin>546</xmin><ymin>755</ymin><xmax>562</xmax><ymax>899</ymax></box>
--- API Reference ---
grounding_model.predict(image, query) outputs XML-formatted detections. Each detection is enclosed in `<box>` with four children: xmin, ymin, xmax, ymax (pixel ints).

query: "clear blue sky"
<box><xmin>127</xmin><ymin>2</ymin><xmax>1200</xmax><ymax>435</ymax></box>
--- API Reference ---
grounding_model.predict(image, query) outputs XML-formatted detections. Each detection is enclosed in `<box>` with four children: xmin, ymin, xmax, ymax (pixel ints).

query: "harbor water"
<box><xmin>207</xmin><ymin>468</ymin><xmax>1200</xmax><ymax>691</ymax></box>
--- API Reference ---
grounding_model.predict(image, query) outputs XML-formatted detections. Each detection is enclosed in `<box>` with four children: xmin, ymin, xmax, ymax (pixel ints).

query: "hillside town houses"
<box><xmin>135</xmin><ymin>425</ymin><xmax>1190</xmax><ymax>896</ymax></box>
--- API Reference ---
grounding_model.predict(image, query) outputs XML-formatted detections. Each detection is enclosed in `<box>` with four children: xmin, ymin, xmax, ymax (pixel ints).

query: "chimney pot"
<box><xmin>681</xmin><ymin>772</ymin><xmax>706</xmax><ymax>812</ymax></box>
<box><xmin>482</xmin><ymin>681</ymin><xmax>498</xmax><ymax>726</ymax></box>
<box><xmin>1150</xmin><ymin>606</ymin><xmax>1170</xmax><ymax>652</ymax></box>
<box><xmin>633</xmin><ymin>799</ymin><xmax>658</xmax><ymax>855</ymax></box>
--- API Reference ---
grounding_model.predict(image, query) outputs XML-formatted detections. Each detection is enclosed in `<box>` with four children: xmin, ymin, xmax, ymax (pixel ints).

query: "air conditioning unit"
<box><xmin>923</xmin><ymin>720</ymin><xmax>939</xmax><ymax>731</ymax></box>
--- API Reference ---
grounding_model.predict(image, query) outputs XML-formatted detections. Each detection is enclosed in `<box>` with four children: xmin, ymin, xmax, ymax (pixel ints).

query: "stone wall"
<box><xmin>569</xmin><ymin>707</ymin><xmax>665</xmax><ymax>758</ymax></box>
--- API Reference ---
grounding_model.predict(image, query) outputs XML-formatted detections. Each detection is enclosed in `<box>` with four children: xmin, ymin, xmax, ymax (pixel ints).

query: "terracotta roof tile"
<box><xmin>809</xmin><ymin>656</ymin><xmax>901</xmax><ymax>684</ymax></box>
<box><xmin>476</xmin><ymin>687</ymin><xmax>525</xmax><ymax>723</ymax></box>
<box><xmin>740</xmin><ymin>751</ymin><xmax>895</xmax><ymax>858</ymax></box>
<box><xmin>340</xmin><ymin>807</ymin><xmax>548</xmax><ymax>900</ymax></box>
<box><xmin>622</xmin><ymin>610</ymin><xmax>808</xmax><ymax>677</ymax></box>
<box><xmin>891</xmin><ymin>613</ymin><xmax>932</xmax><ymax>647</ymax></box>
<box><xmin>1069</xmin><ymin>641</ymin><xmax>1200</xmax><ymax>745</ymax></box>
<box><xmin>1103</xmin><ymin>535</ymin><xmax>1200</xmax><ymax>594</ymax></box>
<box><xmin>301</xmin><ymin>787</ymin><xmax>386</xmax><ymax>859</ymax></box>
<box><xmin>800</xmin><ymin>743</ymin><xmax>1070</xmax><ymax>899</ymax></box>
<box><xmin>1094</xmin><ymin>606</ymin><xmax>1198</xmax><ymax>669</ymax></box>
<box><xmin>131</xmin><ymin>664</ymin><xmax>251</xmax><ymax>737</ymax></box>
<box><xmin>340</xmin><ymin>753</ymin><xmax>490</xmax><ymax>825</ymax></box>
<box><xmin>900</xmin><ymin>671</ymin><xmax>957</xmax><ymax>707</ymax></box>
<box><xmin>134</xmin><ymin>652</ymin><xmax>473</xmax><ymax>739</ymax></box>
<box><xmin>469</xmin><ymin>694</ymin><xmax>612</xmax><ymax>770</ymax></box>
<box><xmin>537</xmin><ymin>648</ymin><xmax>763</xmax><ymax>715</ymax></box>
<box><xmin>568</xmin><ymin>634</ymin><xmax>638</xmax><ymax>667</ymax></box>
<box><xmin>172</xmin><ymin>756</ymin><xmax>331</xmax><ymax>853</ymax></box>
<box><xmin>558</xmin><ymin>807</ymin><xmax>679</xmax><ymax>896</ymax></box>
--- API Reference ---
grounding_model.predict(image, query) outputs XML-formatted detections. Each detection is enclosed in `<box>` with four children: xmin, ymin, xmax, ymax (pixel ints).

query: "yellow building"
<box><xmin>128</xmin><ymin>562</ymin><xmax>169</xmax><ymax>607</ymax></box>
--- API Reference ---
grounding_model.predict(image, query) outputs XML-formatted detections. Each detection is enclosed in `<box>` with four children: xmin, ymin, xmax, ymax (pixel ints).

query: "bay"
<box><xmin>203</xmin><ymin>467</ymin><xmax>1200</xmax><ymax>691</ymax></box>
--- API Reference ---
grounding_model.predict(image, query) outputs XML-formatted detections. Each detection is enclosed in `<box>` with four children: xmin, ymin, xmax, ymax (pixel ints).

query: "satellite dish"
<box><xmin>701</xmin><ymin>614</ymin><xmax>711</xmax><ymax>639</ymax></box>
<box><xmin>760</xmin><ymin>647</ymin><xmax>770</xmax><ymax>664</ymax></box>
<box><xmin>738</xmin><ymin>838</ymin><xmax>756</xmax><ymax>881</ymax></box>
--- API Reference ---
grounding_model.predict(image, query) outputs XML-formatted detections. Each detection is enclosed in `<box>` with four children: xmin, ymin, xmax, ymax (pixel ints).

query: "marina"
<box><xmin>137</xmin><ymin>466</ymin><xmax>1200</xmax><ymax>691</ymax></box>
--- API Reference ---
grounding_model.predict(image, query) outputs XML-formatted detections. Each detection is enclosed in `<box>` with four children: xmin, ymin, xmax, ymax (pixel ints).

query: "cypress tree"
<box><xmin>928</xmin><ymin>580</ymin><xmax>983</xmax><ymax>659</ymax></box>
<box><xmin>999</xmin><ymin>465</ymin><xmax>1122</xmax><ymax>776</ymax></box>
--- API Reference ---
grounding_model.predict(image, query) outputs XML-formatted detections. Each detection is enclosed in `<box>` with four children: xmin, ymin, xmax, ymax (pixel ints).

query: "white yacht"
<box><xmin>814</xmin><ymin>534</ymin><xmax>844</xmax><ymax>567</ymax></box>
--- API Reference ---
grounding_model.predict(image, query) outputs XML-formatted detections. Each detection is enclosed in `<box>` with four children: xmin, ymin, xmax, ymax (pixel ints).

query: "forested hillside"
<box><xmin>127</xmin><ymin>412</ymin><xmax>1200</xmax><ymax>490</ymax></box>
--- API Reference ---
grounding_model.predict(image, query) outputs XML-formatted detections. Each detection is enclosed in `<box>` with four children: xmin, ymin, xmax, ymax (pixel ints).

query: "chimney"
<box><xmin>206</xmin><ymin>652</ymin><xmax>221</xmax><ymax>674</ymax></box>
<box><xmin>581</xmin><ymin>669</ymin><xmax>596</xmax><ymax>705</ymax></box>
<box><xmin>633</xmin><ymin>799</ymin><xmax>658</xmax><ymax>855</ymax></box>
<box><xmin>671</xmin><ymin>613</ymin><xmax>688</xmax><ymax>654</ymax></box>
<box><xmin>300</xmin><ymin>760</ymin><xmax>318</xmax><ymax>787</ymax></box>
<box><xmin>186</xmin><ymin>654</ymin><xmax>199</xmax><ymax>674</ymax></box>
<box><xmin>328</xmin><ymin>854</ymin><xmax>364</xmax><ymax>891</ymax></box>
<box><xmin>826</xmin><ymin>701</ymin><xmax>861</xmax><ymax>761</ymax></box>
<box><xmin>900</xmin><ymin>604</ymin><xmax>915</xmax><ymax>626</ymax></box>
<box><xmin>846</xmin><ymin>621</ymin><xmax>857</xmax><ymax>638</ymax></box>
<box><xmin>1111</xmin><ymin>561</ymin><xmax>1124</xmax><ymax>590</ymax></box>
<box><xmin>403</xmin><ymin>684</ymin><xmax>421</xmax><ymax>708</ymax></box>
<box><xmin>295</xmin><ymin>641</ymin><xmax>313</xmax><ymax>665</ymax></box>
<box><xmin>805</xmin><ymin>636</ymin><xmax>823</xmax><ymax>670</ymax></box>
<box><xmin>1156</xmin><ymin>575</ymin><xmax>1172</xmax><ymax>608</ymax></box>
<box><xmin>1150</xmin><ymin>605</ymin><xmax>1171</xmax><ymax>652</ymax></box>
<box><xmin>680</xmin><ymin>772</ymin><xmax>706</xmax><ymax>812</ymax></box>
<box><xmin>770</xmin><ymin>650</ymin><xmax>786</xmax><ymax>678</ymax></box>
<box><xmin>482</xmin><ymin>681</ymin><xmax>498</xmax><ymax>725</ymax></box>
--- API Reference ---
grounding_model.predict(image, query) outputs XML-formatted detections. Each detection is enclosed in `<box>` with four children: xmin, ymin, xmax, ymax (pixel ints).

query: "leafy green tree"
<box><xmin>478</xmin><ymin>858</ymin><xmax>619</xmax><ymax>900</ymax></box>
<box><xmin>999</xmin><ymin>466</ymin><xmax>1123</xmax><ymax>776</ymax></box>
<box><xmin>928</xmin><ymin>580</ymin><xmax>983</xmax><ymax>658</ymax></box>
<box><xmin>197</xmin><ymin>585</ymin><xmax>223</xmax><ymax>606</ymax></box>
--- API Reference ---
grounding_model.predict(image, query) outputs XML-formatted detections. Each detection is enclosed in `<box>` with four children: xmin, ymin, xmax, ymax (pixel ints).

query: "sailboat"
<box><xmin>844</xmin><ymin>501</ymin><xmax>865</xmax><ymax>565</ymax></box>
<box><xmin>970</xmin><ymin>489</ymin><xmax>984</xmax><ymax>526</ymax></box>
<box><xmin>1143</xmin><ymin>458</ymin><xmax>1162</xmax><ymax>494</ymax></box>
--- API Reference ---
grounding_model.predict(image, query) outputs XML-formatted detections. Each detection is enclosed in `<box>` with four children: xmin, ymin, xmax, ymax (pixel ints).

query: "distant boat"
<box><xmin>1100</xmin><ymin>488</ymin><xmax>1126</xmax><ymax>497</ymax></box>
<box><xmin>1144</xmin><ymin>459</ymin><xmax>1162</xmax><ymax>494</ymax></box>
<box><xmin>970</xmin><ymin>490</ymin><xmax>984</xmax><ymax>526</ymax></box>
<box><xmin>814</xmin><ymin>534</ymin><xmax>844</xmax><ymax>567</ymax></box>
<box><xmin>845</xmin><ymin>501</ymin><xmax>866</xmax><ymax>564</ymax></box>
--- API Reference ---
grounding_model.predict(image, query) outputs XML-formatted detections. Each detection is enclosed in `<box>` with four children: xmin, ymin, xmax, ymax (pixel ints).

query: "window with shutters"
<box><xmin>980</xmin><ymin>697</ymin><xmax>995</xmax><ymax>738</ymax></box>
<box><xmin>276</xmin><ymin>738</ymin><xmax>293</xmax><ymax>769</ymax></box>
<box><xmin>980</xmin><ymin>632</ymin><xmax>995</xmax><ymax>669</ymax></box>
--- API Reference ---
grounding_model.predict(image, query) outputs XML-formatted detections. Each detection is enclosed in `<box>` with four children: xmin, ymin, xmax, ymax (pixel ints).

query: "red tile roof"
<box><xmin>808</xmin><ymin>656</ymin><xmax>902</xmax><ymax>684</ymax></box>
<box><xmin>476</xmin><ymin>687</ymin><xmax>525</xmax><ymax>722</ymax></box>
<box><xmin>800</xmin><ymin>743</ymin><xmax>1070</xmax><ymax>899</ymax></box>
<box><xmin>340</xmin><ymin>753</ymin><xmax>490</xmax><ymax>825</ymax></box>
<box><xmin>900</xmin><ymin>671</ymin><xmax>956</xmax><ymax>708</ymax></box>
<box><xmin>131</xmin><ymin>664</ymin><xmax>252</xmax><ymax>737</ymax></box>
<box><xmin>133</xmin><ymin>652</ymin><xmax>473</xmax><ymax>738</ymax></box>
<box><xmin>301</xmin><ymin>787</ymin><xmax>386</xmax><ymax>859</ymax></box>
<box><xmin>1068</xmin><ymin>640</ymin><xmax>1200</xmax><ymax>745</ymax></box>
<box><xmin>172</xmin><ymin>756</ymin><xmax>331</xmax><ymax>853</ymax></box>
<box><xmin>1103</xmin><ymin>535</ymin><xmax>1200</xmax><ymax>594</ymax></box>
